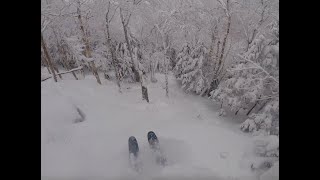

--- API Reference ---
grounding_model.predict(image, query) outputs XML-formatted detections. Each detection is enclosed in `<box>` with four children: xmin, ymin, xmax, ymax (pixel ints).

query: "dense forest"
<box><xmin>41</xmin><ymin>0</ymin><xmax>279</xmax><ymax>178</ymax></box>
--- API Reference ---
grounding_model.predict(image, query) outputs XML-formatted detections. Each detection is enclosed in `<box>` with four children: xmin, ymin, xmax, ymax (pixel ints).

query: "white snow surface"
<box><xmin>41</xmin><ymin>73</ymin><xmax>264</xmax><ymax>180</ymax></box>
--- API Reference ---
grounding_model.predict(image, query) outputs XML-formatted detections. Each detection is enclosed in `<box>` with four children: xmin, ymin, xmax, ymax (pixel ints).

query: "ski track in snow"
<box><xmin>41</xmin><ymin>73</ymin><xmax>257</xmax><ymax>180</ymax></box>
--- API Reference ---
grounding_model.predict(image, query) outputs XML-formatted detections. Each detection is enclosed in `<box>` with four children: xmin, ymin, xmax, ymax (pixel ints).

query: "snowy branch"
<box><xmin>256</xmin><ymin>95</ymin><xmax>278</xmax><ymax>101</ymax></box>
<box><xmin>232</xmin><ymin>53</ymin><xmax>279</xmax><ymax>84</ymax></box>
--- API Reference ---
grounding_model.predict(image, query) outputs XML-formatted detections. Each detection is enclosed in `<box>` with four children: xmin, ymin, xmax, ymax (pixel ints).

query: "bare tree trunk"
<box><xmin>105</xmin><ymin>2</ymin><xmax>121</xmax><ymax>92</ymax></box>
<box><xmin>150</xmin><ymin>59</ymin><xmax>157</xmax><ymax>83</ymax></box>
<box><xmin>209</xmin><ymin>23</ymin><xmax>218</xmax><ymax>58</ymax></box>
<box><xmin>155</xmin><ymin>24</ymin><xmax>170</xmax><ymax>98</ymax></box>
<box><xmin>247</xmin><ymin>95</ymin><xmax>263</xmax><ymax>115</ymax></box>
<box><xmin>257</xmin><ymin>99</ymin><xmax>271</xmax><ymax>113</ymax></box>
<box><xmin>164</xmin><ymin>67</ymin><xmax>169</xmax><ymax>98</ymax></box>
<box><xmin>141</xmin><ymin>74</ymin><xmax>149</xmax><ymax>102</ymax></box>
<box><xmin>150</xmin><ymin>62</ymin><xmax>154</xmax><ymax>81</ymax></box>
<box><xmin>53</xmin><ymin>66</ymin><xmax>63</xmax><ymax>79</ymax></box>
<box><xmin>235</xmin><ymin>108</ymin><xmax>241</xmax><ymax>115</ymax></box>
<box><xmin>246</xmin><ymin>101</ymin><xmax>259</xmax><ymax>116</ymax></box>
<box><xmin>42</xmin><ymin>66</ymin><xmax>83</xmax><ymax>82</ymax></box>
<box><xmin>90</xmin><ymin>61</ymin><xmax>101</xmax><ymax>84</ymax></box>
<box><xmin>164</xmin><ymin>35</ymin><xmax>170</xmax><ymax>98</ymax></box>
<box><xmin>110</xmin><ymin>44</ymin><xmax>122</xmax><ymax>92</ymax></box>
<box><xmin>208</xmin><ymin>1</ymin><xmax>231</xmax><ymax>93</ymax></box>
<box><xmin>77</xmin><ymin>0</ymin><xmax>101</xmax><ymax>85</ymax></box>
<box><xmin>120</xmin><ymin>8</ymin><xmax>140</xmax><ymax>82</ymax></box>
<box><xmin>120</xmin><ymin>7</ymin><xmax>149</xmax><ymax>102</ymax></box>
<box><xmin>41</xmin><ymin>33</ymin><xmax>57</xmax><ymax>82</ymax></box>
<box><xmin>41</xmin><ymin>53</ymin><xmax>51</xmax><ymax>74</ymax></box>
<box><xmin>216</xmin><ymin>16</ymin><xmax>231</xmax><ymax>75</ymax></box>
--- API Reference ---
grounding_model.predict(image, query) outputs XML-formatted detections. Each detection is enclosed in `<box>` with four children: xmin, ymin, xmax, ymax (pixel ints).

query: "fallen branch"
<box><xmin>41</xmin><ymin>66</ymin><xmax>83</xmax><ymax>82</ymax></box>
<box><xmin>41</xmin><ymin>76</ymin><xmax>52</xmax><ymax>82</ymax></box>
<box><xmin>56</xmin><ymin>66</ymin><xmax>83</xmax><ymax>76</ymax></box>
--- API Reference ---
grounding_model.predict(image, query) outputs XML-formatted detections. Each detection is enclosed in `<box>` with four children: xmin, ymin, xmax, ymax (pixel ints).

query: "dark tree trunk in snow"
<box><xmin>89</xmin><ymin>61</ymin><xmax>101</xmax><ymax>84</ymax></box>
<box><xmin>53</xmin><ymin>66</ymin><xmax>63</xmax><ymax>79</ymax></box>
<box><xmin>105</xmin><ymin>2</ymin><xmax>121</xmax><ymax>92</ymax></box>
<box><xmin>142</xmin><ymin>85</ymin><xmax>149</xmax><ymax>103</ymax></box>
<box><xmin>150</xmin><ymin>61</ymin><xmax>157</xmax><ymax>83</ymax></box>
<box><xmin>247</xmin><ymin>101</ymin><xmax>259</xmax><ymax>116</ymax></box>
<box><xmin>41</xmin><ymin>55</ymin><xmax>52</xmax><ymax>74</ymax></box>
<box><xmin>120</xmin><ymin>8</ymin><xmax>140</xmax><ymax>83</ymax></box>
<box><xmin>165</xmin><ymin>60</ymin><xmax>169</xmax><ymax>98</ymax></box>
<box><xmin>41</xmin><ymin>33</ymin><xmax>57</xmax><ymax>82</ymax></box>
<box><xmin>120</xmin><ymin>8</ymin><xmax>149</xmax><ymax>102</ymax></box>
<box><xmin>77</xmin><ymin>1</ymin><xmax>101</xmax><ymax>85</ymax></box>
<box><xmin>235</xmin><ymin>108</ymin><xmax>241</xmax><ymax>115</ymax></box>
<box><xmin>208</xmin><ymin>1</ymin><xmax>232</xmax><ymax>95</ymax></box>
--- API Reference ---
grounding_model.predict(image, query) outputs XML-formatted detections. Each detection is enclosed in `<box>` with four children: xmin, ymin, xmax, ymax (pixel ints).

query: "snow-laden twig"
<box><xmin>56</xmin><ymin>66</ymin><xmax>83</xmax><ymax>75</ymax></box>
<box><xmin>256</xmin><ymin>95</ymin><xmax>278</xmax><ymax>101</ymax></box>
<box><xmin>41</xmin><ymin>1</ymin><xmax>75</xmax><ymax>32</ymax></box>
<box><xmin>217</xmin><ymin>0</ymin><xmax>230</xmax><ymax>17</ymax></box>
<box><xmin>231</xmin><ymin>53</ymin><xmax>279</xmax><ymax>84</ymax></box>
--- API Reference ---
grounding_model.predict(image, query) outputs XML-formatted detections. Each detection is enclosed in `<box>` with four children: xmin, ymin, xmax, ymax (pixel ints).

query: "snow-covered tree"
<box><xmin>174</xmin><ymin>43</ymin><xmax>191</xmax><ymax>78</ymax></box>
<box><xmin>211</xmin><ymin>19</ymin><xmax>279</xmax><ymax>135</ymax></box>
<box><xmin>175</xmin><ymin>44</ymin><xmax>209</xmax><ymax>95</ymax></box>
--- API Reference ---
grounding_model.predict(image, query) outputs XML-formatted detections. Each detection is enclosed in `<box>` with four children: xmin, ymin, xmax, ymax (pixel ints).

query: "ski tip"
<box><xmin>147</xmin><ymin>131</ymin><xmax>158</xmax><ymax>142</ymax></box>
<box><xmin>128</xmin><ymin>136</ymin><xmax>138</xmax><ymax>146</ymax></box>
<box><xmin>128</xmin><ymin>136</ymin><xmax>139</xmax><ymax>155</ymax></box>
<box><xmin>128</xmin><ymin>136</ymin><xmax>137</xmax><ymax>142</ymax></box>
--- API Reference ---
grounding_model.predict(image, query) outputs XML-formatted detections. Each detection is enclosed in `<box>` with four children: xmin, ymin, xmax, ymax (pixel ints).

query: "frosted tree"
<box><xmin>103</xmin><ymin>0</ymin><xmax>122</xmax><ymax>92</ymax></box>
<box><xmin>119</xmin><ymin>0</ymin><xmax>149</xmax><ymax>102</ymax></box>
<box><xmin>51</xmin><ymin>28</ymin><xmax>79</xmax><ymax>80</ymax></box>
<box><xmin>150</xmin><ymin>51</ymin><xmax>166</xmax><ymax>83</ymax></box>
<box><xmin>142</xmin><ymin>0</ymin><xmax>193</xmax><ymax>97</ymax></box>
<box><xmin>41</xmin><ymin>33</ymin><xmax>58</xmax><ymax>82</ymax></box>
<box><xmin>236</xmin><ymin>0</ymin><xmax>278</xmax><ymax>52</ymax></box>
<box><xmin>211</xmin><ymin>20</ymin><xmax>279</xmax><ymax>134</ymax></box>
<box><xmin>206</xmin><ymin>0</ymin><xmax>233</xmax><ymax>94</ymax></box>
<box><xmin>210</xmin><ymin>19</ymin><xmax>279</xmax><ymax>175</ymax></box>
<box><xmin>175</xmin><ymin>44</ymin><xmax>209</xmax><ymax>95</ymax></box>
<box><xmin>65</xmin><ymin>35</ymin><xmax>88</xmax><ymax>77</ymax></box>
<box><xmin>174</xmin><ymin>44</ymin><xmax>191</xmax><ymax>78</ymax></box>
<box><xmin>41</xmin><ymin>0</ymin><xmax>68</xmax><ymax>82</ymax></box>
<box><xmin>115</xmin><ymin>42</ymin><xmax>135</xmax><ymax>82</ymax></box>
<box><xmin>119</xmin><ymin>1</ymin><xmax>140</xmax><ymax>82</ymax></box>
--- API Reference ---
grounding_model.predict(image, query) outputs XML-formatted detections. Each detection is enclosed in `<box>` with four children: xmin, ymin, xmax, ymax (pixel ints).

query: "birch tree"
<box><xmin>75</xmin><ymin>0</ymin><xmax>102</xmax><ymax>85</ymax></box>
<box><xmin>119</xmin><ymin>0</ymin><xmax>149</xmax><ymax>102</ymax></box>
<box><xmin>104</xmin><ymin>0</ymin><xmax>122</xmax><ymax>92</ymax></box>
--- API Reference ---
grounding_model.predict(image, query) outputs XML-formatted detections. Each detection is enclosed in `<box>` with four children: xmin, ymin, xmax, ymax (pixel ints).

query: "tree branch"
<box><xmin>41</xmin><ymin>66</ymin><xmax>83</xmax><ymax>82</ymax></box>
<box><xmin>232</xmin><ymin>53</ymin><xmax>279</xmax><ymax>84</ymax></box>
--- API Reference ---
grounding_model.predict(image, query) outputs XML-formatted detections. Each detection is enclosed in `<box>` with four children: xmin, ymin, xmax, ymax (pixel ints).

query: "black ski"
<box><xmin>128</xmin><ymin>136</ymin><xmax>142</xmax><ymax>172</ymax></box>
<box><xmin>147</xmin><ymin>131</ymin><xmax>167</xmax><ymax>166</ymax></box>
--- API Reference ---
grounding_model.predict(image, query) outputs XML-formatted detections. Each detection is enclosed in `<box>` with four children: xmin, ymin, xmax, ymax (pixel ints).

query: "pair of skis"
<box><xmin>128</xmin><ymin>131</ymin><xmax>167</xmax><ymax>172</ymax></box>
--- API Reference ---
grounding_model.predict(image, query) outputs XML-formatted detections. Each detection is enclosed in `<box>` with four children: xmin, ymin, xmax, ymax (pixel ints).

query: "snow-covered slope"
<box><xmin>41</xmin><ymin>73</ymin><xmax>260</xmax><ymax>180</ymax></box>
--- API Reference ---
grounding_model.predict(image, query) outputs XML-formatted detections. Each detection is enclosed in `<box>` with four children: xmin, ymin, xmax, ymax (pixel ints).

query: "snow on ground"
<box><xmin>41</xmin><ymin>73</ymin><xmax>260</xmax><ymax>180</ymax></box>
